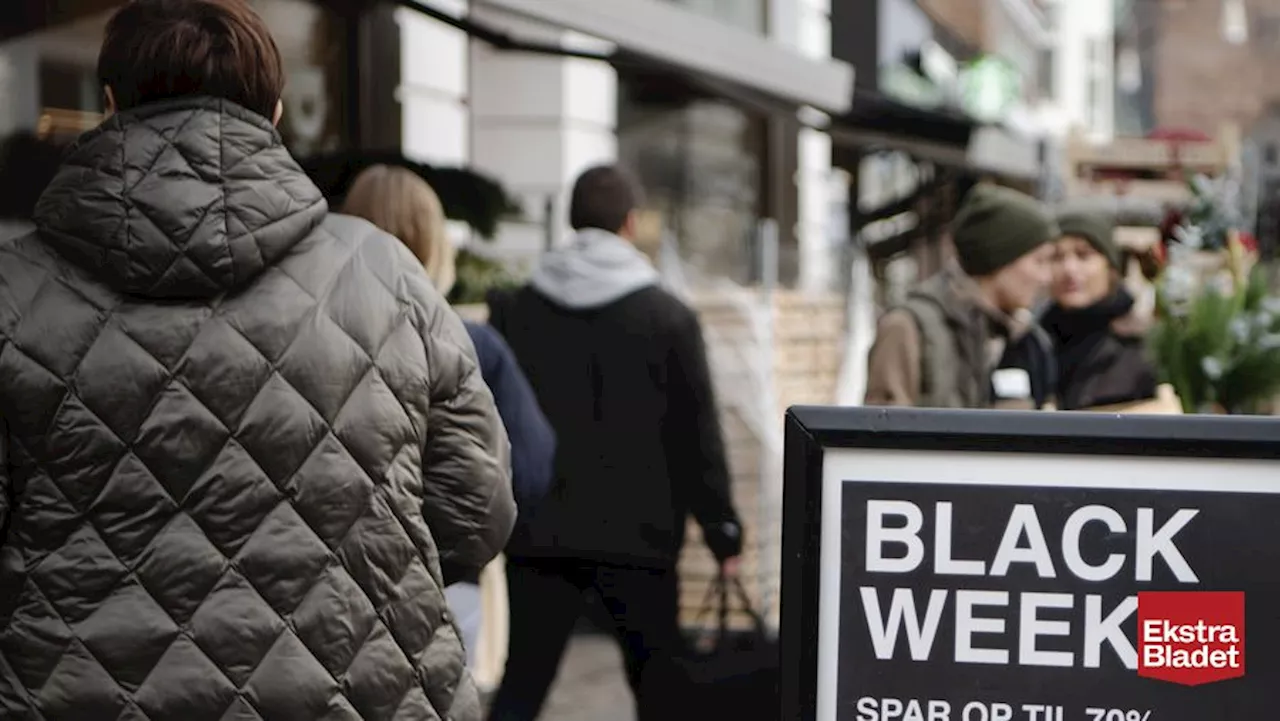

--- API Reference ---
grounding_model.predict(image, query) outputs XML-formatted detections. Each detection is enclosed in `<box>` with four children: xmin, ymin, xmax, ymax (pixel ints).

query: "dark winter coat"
<box><xmin>486</xmin><ymin>229</ymin><xmax>742</xmax><ymax>570</ymax></box>
<box><xmin>464</xmin><ymin>321</ymin><xmax>555</xmax><ymax>515</ymax></box>
<box><xmin>866</xmin><ymin>262</ymin><xmax>1057</xmax><ymax>410</ymax></box>
<box><xmin>0</xmin><ymin>97</ymin><xmax>515</xmax><ymax>721</ymax></box>
<box><xmin>1041</xmin><ymin>289</ymin><xmax>1160</xmax><ymax>410</ymax></box>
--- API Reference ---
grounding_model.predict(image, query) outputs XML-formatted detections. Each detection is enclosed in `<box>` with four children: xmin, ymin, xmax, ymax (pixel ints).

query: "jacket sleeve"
<box><xmin>864</xmin><ymin>309</ymin><xmax>923</xmax><ymax>407</ymax></box>
<box><xmin>408</xmin><ymin>277</ymin><xmax>516</xmax><ymax>585</ymax></box>
<box><xmin>666</xmin><ymin>310</ymin><xmax>742</xmax><ymax>562</ymax></box>
<box><xmin>468</xmin><ymin>323</ymin><xmax>556</xmax><ymax>512</ymax></box>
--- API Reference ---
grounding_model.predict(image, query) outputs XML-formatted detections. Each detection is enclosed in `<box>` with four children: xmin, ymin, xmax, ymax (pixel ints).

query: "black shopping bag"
<box><xmin>644</xmin><ymin>573</ymin><xmax>780</xmax><ymax>721</ymax></box>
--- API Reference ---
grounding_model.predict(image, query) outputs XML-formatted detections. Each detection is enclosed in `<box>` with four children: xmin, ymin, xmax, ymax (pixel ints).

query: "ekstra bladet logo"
<box><xmin>1137</xmin><ymin>591</ymin><xmax>1245</xmax><ymax>686</ymax></box>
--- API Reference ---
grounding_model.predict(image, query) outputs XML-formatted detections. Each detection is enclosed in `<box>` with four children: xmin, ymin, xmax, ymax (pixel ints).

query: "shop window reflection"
<box><xmin>618</xmin><ymin>70</ymin><xmax>766</xmax><ymax>285</ymax></box>
<box><xmin>256</xmin><ymin>0</ymin><xmax>348</xmax><ymax>156</ymax></box>
<box><xmin>0</xmin><ymin>0</ymin><xmax>349</xmax><ymax>154</ymax></box>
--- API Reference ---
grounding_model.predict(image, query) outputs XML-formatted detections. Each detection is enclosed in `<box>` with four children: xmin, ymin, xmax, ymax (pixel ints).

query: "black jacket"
<box><xmin>1042</xmin><ymin>290</ymin><xmax>1159</xmax><ymax>410</ymax></box>
<box><xmin>0</xmin><ymin>97</ymin><xmax>515</xmax><ymax>721</ymax></box>
<box><xmin>486</xmin><ymin>244</ymin><xmax>741</xmax><ymax>569</ymax></box>
<box><xmin>995</xmin><ymin>324</ymin><xmax>1058</xmax><ymax>410</ymax></box>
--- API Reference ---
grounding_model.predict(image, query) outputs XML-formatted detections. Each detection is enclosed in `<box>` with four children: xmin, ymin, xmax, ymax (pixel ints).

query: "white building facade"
<box><xmin>1043</xmin><ymin>0</ymin><xmax>1116</xmax><ymax>143</ymax></box>
<box><xmin>396</xmin><ymin>0</ymin><xmax>853</xmax><ymax>284</ymax></box>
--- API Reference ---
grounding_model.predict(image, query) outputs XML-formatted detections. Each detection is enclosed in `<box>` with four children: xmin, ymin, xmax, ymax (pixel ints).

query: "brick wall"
<box><xmin>1154</xmin><ymin>0</ymin><xmax>1280</xmax><ymax>134</ymax></box>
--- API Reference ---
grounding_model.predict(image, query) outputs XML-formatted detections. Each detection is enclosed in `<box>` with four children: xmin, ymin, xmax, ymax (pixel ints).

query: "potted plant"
<box><xmin>448</xmin><ymin>248</ymin><xmax>525</xmax><ymax>316</ymax></box>
<box><xmin>1150</xmin><ymin>231</ymin><xmax>1280</xmax><ymax>414</ymax></box>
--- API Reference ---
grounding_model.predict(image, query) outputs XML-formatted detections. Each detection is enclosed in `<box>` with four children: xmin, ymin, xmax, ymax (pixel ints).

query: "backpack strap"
<box><xmin>900</xmin><ymin>297</ymin><xmax>962</xmax><ymax>408</ymax></box>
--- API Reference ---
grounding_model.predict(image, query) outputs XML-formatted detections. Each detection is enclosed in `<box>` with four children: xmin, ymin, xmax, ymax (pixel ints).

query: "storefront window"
<box><xmin>617</xmin><ymin>69</ymin><xmax>767</xmax><ymax>284</ymax></box>
<box><xmin>254</xmin><ymin>0</ymin><xmax>349</xmax><ymax>156</ymax></box>
<box><xmin>0</xmin><ymin>0</ymin><xmax>350</xmax><ymax>154</ymax></box>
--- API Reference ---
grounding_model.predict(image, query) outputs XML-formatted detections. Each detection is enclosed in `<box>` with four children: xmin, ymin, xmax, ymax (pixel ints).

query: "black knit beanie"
<box><xmin>1057</xmin><ymin>211</ymin><xmax>1121</xmax><ymax>271</ymax></box>
<box><xmin>952</xmin><ymin>184</ymin><xmax>1058</xmax><ymax>277</ymax></box>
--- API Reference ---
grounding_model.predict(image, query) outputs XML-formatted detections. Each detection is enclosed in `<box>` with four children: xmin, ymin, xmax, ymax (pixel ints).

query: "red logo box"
<box><xmin>1137</xmin><ymin>591</ymin><xmax>1245</xmax><ymax>686</ymax></box>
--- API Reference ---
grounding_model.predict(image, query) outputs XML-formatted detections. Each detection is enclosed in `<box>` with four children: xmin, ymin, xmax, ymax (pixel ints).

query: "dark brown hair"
<box><xmin>97</xmin><ymin>0</ymin><xmax>284</xmax><ymax>119</ymax></box>
<box><xmin>568</xmin><ymin>164</ymin><xmax>643</xmax><ymax>233</ymax></box>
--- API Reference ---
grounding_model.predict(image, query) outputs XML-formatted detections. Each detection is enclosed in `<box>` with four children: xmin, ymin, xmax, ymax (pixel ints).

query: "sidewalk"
<box><xmin>535</xmin><ymin>633</ymin><xmax>636</xmax><ymax>721</ymax></box>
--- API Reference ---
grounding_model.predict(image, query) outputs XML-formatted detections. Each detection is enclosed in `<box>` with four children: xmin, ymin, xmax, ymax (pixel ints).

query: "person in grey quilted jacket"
<box><xmin>0</xmin><ymin>1</ymin><xmax>516</xmax><ymax>720</ymax></box>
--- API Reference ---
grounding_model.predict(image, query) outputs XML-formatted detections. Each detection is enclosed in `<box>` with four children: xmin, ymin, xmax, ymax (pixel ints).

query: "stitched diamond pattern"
<box><xmin>188</xmin><ymin>572</ymin><xmax>287</xmax><ymax>688</ymax></box>
<box><xmin>0</xmin><ymin>589</ymin><xmax>75</xmax><ymax>691</ymax></box>
<box><xmin>242</xmin><ymin>630</ymin><xmax>340</xmax><ymax>721</ymax></box>
<box><xmin>77</xmin><ymin>580</ymin><xmax>181</xmax><ymax>692</ymax></box>
<box><xmin>134</xmin><ymin>636</ymin><xmax>239</xmax><ymax>721</ymax></box>
<box><xmin>0</xmin><ymin>99</ymin><xmax>500</xmax><ymax>721</ymax></box>
<box><xmin>135</xmin><ymin>514</ymin><xmax>227</xmax><ymax>626</ymax></box>
<box><xmin>73</xmin><ymin>322</ymin><xmax>172</xmax><ymax>444</ymax></box>
<box><xmin>37</xmin><ymin>639</ymin><xmax>130</xmax><ymax>719</ymax></box>
<box><xmin>86</xmin><ymin>454</ymin><xmax>179</xmax><ymax>566</ymax></box>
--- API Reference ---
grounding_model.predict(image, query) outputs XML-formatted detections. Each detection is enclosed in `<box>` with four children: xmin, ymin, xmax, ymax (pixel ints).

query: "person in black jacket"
<box><xmin>485</xmin><ymin>164</ymin><xmax>743</xmax><ymax>721</ymax></box>
<box><xmin>1041</xmin><ymin>211</ymin><xmax>1159</xmax><ymax>410</ymax></box>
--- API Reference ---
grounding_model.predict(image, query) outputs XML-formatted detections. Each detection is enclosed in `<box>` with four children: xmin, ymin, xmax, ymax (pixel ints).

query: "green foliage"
<box><xmin>1174</xmin><ymin>173</ymin><xmax>1246</xmax><ymax>252</ymax></box>
<box><xmin>446</xmin><ymin>248</ymin><xmax>524</xmax><ymax>306</ymax></box>
<box><xmin>1151</xmin><ymin>262</ymin><xmax>1280</xmax><ymax>414</ymax></box>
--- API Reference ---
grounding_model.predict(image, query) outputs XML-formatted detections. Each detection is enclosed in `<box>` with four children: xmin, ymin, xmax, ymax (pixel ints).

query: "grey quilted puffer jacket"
<box><xmin>0</xmin><ymin>97</ymin><xmax>515</xmax><ymax>721</ymax></box>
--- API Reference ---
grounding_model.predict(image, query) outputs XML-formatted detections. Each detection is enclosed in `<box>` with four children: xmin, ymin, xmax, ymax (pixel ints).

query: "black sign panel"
<box><xmin>780</xmin><ymin>407</ymin><xmax>1280</xmax><ymax>721</ymax></box>
<box><xmin>839</xmin><ymin>482</ymin><xmax>1278</xmax><ymax>720</ymax></box>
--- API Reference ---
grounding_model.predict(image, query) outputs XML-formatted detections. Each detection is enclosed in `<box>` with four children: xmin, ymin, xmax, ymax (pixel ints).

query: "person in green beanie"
<box><xmin>1039</xmin><ymin>210</ymin><xmax>1159</xmax><ymax>410</ymax></box>
<box><xmin>865</xmin><ymin>183</ymin><xmax>1059</xmax><ymax>409</ymax></box>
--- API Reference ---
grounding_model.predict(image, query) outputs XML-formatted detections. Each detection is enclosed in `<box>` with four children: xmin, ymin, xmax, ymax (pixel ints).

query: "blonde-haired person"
<box><xmin>342</xmin><ymin>163</ymin><xmax>458</xmax><ymax>291</ymax></box>
<box><xmin>343</xmin><ymin>164</ymin><xmax>556</xmax><ymax>668</ymax></box>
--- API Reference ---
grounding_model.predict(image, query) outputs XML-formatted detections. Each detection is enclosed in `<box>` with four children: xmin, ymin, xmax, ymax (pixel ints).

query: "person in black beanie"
<box><xmin>1041</xmin><ymin>211</ymin><xmax>1159</xmax><ymax>410</ymax></box>
<box><xmin>866</xmin><ymin>182</ymin><xmax>1059</xmax><ymax>409</ymax></box>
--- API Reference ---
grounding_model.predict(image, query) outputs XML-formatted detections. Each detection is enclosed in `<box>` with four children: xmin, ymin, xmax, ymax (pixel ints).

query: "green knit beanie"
<box><xmin>1056</xmin><ymin>211</ymin><xmax>1121</xmax><ymax>271</ymax></box>
<box><xmin>952</xmin><ymin>184</ymin><xmax>1058</xmax><ymax>277</ymax></box>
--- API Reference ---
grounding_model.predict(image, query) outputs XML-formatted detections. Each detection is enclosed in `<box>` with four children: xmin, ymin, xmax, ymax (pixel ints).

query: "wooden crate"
<box><xmin>1060</xmin><ymin>125</ymin><xmax>1239</xmax><ymax>206</ymax></box>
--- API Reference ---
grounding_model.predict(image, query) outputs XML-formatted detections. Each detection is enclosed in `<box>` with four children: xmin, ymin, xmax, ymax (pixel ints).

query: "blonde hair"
<box><xmin>341</xmin><ymin>164</ymin><xmax>457</xmax><ymax>296</ymax></box>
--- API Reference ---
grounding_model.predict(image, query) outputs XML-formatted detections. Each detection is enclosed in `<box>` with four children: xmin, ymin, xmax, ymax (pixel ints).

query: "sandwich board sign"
<box><xmin>780</xmin><ymin>407</ymin><xmax>1279</xmax><ymax>721</ymax></box>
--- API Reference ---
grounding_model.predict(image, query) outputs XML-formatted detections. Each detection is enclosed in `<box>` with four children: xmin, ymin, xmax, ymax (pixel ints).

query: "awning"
<box><xmin>468</xmin><ymin>0</ymin><xmax>855</xmax><ymax>114</ymax></box>
<box><xmin>826</xmin><ymin>91</ymin><xmax>1042</xmax><ymax>180</ymax></box>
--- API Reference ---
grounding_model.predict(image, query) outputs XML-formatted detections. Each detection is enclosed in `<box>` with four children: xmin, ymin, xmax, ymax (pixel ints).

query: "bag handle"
<box><xmin>691</xmin><ymin>571</ymin><xmax>769</xmax><ymax>647</ymax></box>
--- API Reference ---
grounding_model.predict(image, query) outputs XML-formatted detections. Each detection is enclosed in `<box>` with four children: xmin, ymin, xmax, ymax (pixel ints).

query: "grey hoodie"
<box><xmin>530</xmin><ymin>227</ymin><xmax>659</xmax><ymax>309</ymax></box>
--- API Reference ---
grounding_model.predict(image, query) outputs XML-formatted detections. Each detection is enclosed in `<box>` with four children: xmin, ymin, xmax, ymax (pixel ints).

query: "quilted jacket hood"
<box><xmin>34</xmin><ymin>97</ymin><xmax>327</xmax><ymax>299</ymax></box>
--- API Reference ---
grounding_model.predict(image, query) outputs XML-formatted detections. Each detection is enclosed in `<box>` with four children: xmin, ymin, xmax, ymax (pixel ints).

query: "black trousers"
<box><xmin>486</xmin><ymin>557</ymin><xmax>681</xmax><ymax>721</ymax></box>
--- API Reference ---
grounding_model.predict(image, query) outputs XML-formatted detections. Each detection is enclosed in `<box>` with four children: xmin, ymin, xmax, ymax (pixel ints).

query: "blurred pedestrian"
<box><xmin>0</xmin><ymin>2</ymin><xmax>514</xmax><ymax>720</ymax></box>
<box><xmin>1041</xmin><ymin>211</ymin><xmax>1159</xmax><ymax>410</ymax></box>
<box><xmin>865</xmin><ymin>182</ymin><xmax>1059</xmax><ymax>409</ymax></box>
<box><xmin>484</xmin><ymin>164</ymin><xmax>744</xmax><ymax>721</ymax></box>
<box><xmin>342</xmin><ymin>163</ymin><xmax>557</xmax><ymax>668</ymax></box>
